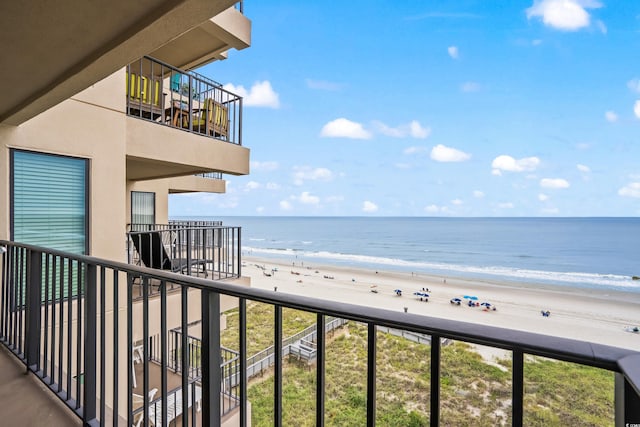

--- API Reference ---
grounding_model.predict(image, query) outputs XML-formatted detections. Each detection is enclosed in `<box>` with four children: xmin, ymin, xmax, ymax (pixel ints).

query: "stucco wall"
<box><xmin>0</xmin><ymin>70</ymin><xmax>127</xmax><ymax>262</ymax></box>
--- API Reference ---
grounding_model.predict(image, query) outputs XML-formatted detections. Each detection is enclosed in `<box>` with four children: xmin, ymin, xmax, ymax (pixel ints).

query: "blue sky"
<box><xmin>170</xmin><ymin>0</ymin><xmax>640</xmax><ymax>217</ymax></box>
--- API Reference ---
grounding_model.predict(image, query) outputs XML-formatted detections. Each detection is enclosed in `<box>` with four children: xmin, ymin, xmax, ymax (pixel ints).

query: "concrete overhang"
<box><xmin>125</xmin><ymin>116</ymin><xmax>249</xmax><ymax>181</ymax></box>
<box><xmin>149</xmin><ymin>6</ymin><xmax>251</xmax><ymax>71</ymax></box>
<box><xmin>0</xmin><ymin>0</ymin><xmax>239</xmax><ymax>126</ymax></box>
<box><xmin>166</xmin><ymin>175</ymin><xmax>226</xmax><ymax>194</ymax></box>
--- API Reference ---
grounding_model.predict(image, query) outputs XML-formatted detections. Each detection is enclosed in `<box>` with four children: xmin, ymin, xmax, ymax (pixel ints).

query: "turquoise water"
<box><xmin>175</xmin><ymin>216</ymin><xmax>640</xmax><ymax>292</ymax></box>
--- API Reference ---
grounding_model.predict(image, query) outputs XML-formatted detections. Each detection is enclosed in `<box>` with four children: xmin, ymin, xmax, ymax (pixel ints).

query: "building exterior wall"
<box><xmin>0</xmin><ymin>71</ymin><xmax>127</xmax><ymax>262</ymax></box>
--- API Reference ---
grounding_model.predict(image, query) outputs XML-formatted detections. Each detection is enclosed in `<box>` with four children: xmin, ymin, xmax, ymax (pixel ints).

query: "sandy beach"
<box><xmin>242</xmin><ymin>256</ymin><xmax>640</xmax><ymax>352</ymax></box>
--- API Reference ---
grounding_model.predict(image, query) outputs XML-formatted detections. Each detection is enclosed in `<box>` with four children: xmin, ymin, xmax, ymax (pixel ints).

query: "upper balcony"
<box><xmin>125</xmin><ymin>56</ymin><xmax>249</xmax><ymax>181</ymax></box>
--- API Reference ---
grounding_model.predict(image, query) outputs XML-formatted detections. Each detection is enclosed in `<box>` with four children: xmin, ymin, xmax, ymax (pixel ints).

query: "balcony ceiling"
<box><xmin>149</xmin><ymin>7</ymin><xmax>251</xmax><ymax>71</ymax></box>
<box><xmin>0</xmin><ymin>0</ymin><xmax>238</xmax><ymax>126</ymax></box>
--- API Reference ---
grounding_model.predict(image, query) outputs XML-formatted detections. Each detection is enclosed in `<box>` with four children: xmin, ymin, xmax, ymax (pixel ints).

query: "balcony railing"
<box><xmin>147</xmin><ymin>329</ymin><xmax>241</xmax><ymax>417</ymax></box>
<box><xmin>195</xmin><ymin>172</ymin><xmax>224</xmax><ymax>180</ymax></box>
<box><xmin>127</xmin><ymin>224</ymin><xmax>241</xmax><ymax>282</ymax></box>
<box><xmin>1</xmin><ymin>240</ymin><xmax>639</xmax><ymax>426</ymax></box>
<box><xmin>126</xmin><ymin>56</ymin><xmax>243</xmax><ymax>145</ymax></box>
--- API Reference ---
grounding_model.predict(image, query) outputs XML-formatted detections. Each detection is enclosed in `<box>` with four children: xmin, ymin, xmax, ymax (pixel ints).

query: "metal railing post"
<box><xmin>83</xmin><ymin>263</ymin><xmax>97</xmax><ymax>423</ymax></box>
<box><xmin>239</xmin><ymin>298</ymin><xmax>247</xmax><ymax>427</ymax></box>
<box><xmin>430</xmin><ymin>335</ymin><xmax>441</xmax><ymax>427</ymax></box>
<box><xmin>316</xmin><ymin>314</ymin><xmax>325</xmax><ymax>427</ymax></box>
<box><xmin>615</xmin><ymin>373</ymin><xmax>640</xmax><ymax>426</ymax></box>
<box><xmin>512</xmin><ymin>349</ymin><xmax>524</xmax><ymax>427</ymax></box>
<box><xmin>274</xmin><ymin>305</ymin><xmax>283</xmax><ymax>426</ymax></box>
<box><xmin>202</xmin><ymin>289</ymin><xmax>221</xmax><ymax>427</ymax></box>
<box><xmin>25</xmin><ymin>249</ymin><xmax>42</xmax><ymax>371</ymax></box>
<box><xmin>367</xmin><ymin>323</ymin><xmax>376</xmax><ymax>427</ymax></box>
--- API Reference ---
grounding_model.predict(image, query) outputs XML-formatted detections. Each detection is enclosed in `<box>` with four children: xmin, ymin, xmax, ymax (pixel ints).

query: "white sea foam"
<box><xmin>243</xmin><ymin>246</ymin><xmax>639</xmax><ymax>290</ymax></box>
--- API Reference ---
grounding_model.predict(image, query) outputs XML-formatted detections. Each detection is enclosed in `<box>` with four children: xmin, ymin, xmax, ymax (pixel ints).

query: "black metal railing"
<box><xmin>126</xmin><ymin>56</ymin><xmax>243</xmax><ymax>145</ymax></box>
<box><xmin>1</xmin><ymin>240</ymin><xmax>639</xmax><ymax>426</ymax></box>
<box><xmin>147</xmin><ymin>329</ymin><xmax>241</xmax><ymax>416</ymax></box>
<box><xmin>195</xmin><ymin>172</ymin><xmax>223</xmax><ymax>180</ymax></box>
<box><xmin>126</xmin><ymin>225</ymin><xmax>241</xmax><ymax>282</ymax></box>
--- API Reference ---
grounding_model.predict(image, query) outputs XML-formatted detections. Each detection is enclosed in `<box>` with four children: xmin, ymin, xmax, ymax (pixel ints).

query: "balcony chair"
<box><xmin>132</xmin><ymin>388</ymin><xmax>159</xmax><ymax>427</ymax></box>
<box><xmin>145</xmin><ymin>385</ymin><xmax>202</xmax><ymax>427</ymax></box>
<box><xmin>192</xmin><ymin>98</ymin><xmax>229</xmax><ymax>139</ymax></box>
<box><xmin>126</xmin><ymin>72</ymin><xmax>164</xmax><ymax>121</ymax></box>
<box><xmin>130</xmin><ymin>231</ymin><xmax>208</xmax><ymax>277</ymax></box>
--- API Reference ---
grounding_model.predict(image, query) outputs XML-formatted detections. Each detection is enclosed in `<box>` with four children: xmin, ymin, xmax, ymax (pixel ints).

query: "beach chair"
<box><xmin>130</xmin><ymin>231</ymin><xmax>208</xmax><ymax>277</ymax></box>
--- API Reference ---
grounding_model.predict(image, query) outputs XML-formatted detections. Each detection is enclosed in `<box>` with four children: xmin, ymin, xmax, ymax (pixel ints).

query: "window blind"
<box><xmin>131</xmin><ymin>191</ymin><xmax>155</xmax><ymax>225</ymax></box>
<box><xmin>11</xmin><ymin>150</ymin><xmax>88</xmax><ymax>301</ymax></box>
<box><xmin>12</xmin><ymin>150</ymin><xmax>88</xmax><ymax>254</ymax></box>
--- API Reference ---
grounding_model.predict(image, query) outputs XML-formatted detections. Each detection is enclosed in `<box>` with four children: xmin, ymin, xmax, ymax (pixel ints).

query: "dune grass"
<box><xmin>220</xmin><ymin>303</ymin><xmax>614</xmax><ymax>427</ymax></box>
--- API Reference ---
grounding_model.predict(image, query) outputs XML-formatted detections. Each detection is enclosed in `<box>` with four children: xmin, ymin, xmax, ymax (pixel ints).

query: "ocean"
<box><xmin>177</xmin><ymin>217</ymin><xmax>640</xmax><ymax>293</ymax></box>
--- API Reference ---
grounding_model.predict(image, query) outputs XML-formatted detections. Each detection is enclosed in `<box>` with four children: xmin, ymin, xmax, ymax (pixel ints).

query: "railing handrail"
<box><xmin>1</xmin><ymin>239</ymin><xmax>638</xmax><ymax>379</ymax></box>
<box><xmin>127</xmin><ymin>225</ymin><xmax>234</xmax><ymax>233</ymax></box>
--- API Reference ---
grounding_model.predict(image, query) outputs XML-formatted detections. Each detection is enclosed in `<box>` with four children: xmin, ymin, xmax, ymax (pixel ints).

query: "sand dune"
<box><xmin>244</xmin><ymin>256</ymin><xmax>640</xmax><ymax>351</ymax></box>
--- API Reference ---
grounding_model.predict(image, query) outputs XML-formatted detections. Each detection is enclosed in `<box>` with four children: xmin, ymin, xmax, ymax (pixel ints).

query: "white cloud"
<box><xmin>526</xmin><ymin>0</ymin><xmax>602</xmax><ymax>31</ymax></box>
<box><xmin>373</xmin><ymin>120</ymin><xmax>431</xmax><ymax>139</ymax></box>
<box><xmin>298</xmin><ymin>192</ymin><xmax>320</xmax><ymax>205</ymax></box>
<box><xmin>245</xmin><ymin>181</ymin><xmax>261</xmax><ymax>190</ymax></box>
<box><xmin>256</xmin><ymin>206</ymin><xmax>264</xmax><ymax>213</ymax></box>
<box><xmin>491</xmin><ymin>155</ymin><xmax>540</xmax><ymax>173</ymax></box>
<box><xmin>460</xmin><ymin>81</ymin><xmax>481</xmax><ymax>92</ymax></box>
<box><xmin>251</xmin><ymin>161</ymin><xmax>279</xmax><ymax>172</ymax></box>
<box><xmin>595</xmin><ymin>19</ymin><xmax>607</xmax><ymax>34</ymax></box>
<box><xmin>604</xmin><ymin>111</ymin><xmax>618</xmax><ymax>122</ymax></box>
<box><xmin>451</xmin><ymin>199</ymin><xmax>463</xmax><ymax>205</ymax></box>
<box><xmin>540</xmin><ymin>178</ymin><xmax>570</xmax><ymax>189</ymax></box>
<box><xmin>362</xmin><ymin>201</ymin><xmax>379</xmax><ymax>213</ymax></box>
<box><xmin>320</xmin><ymin>118</ymin><xmax>372</xmax><ymax>139</ymax></box>
<box><xmin>430</xmin><ymin>144</ymin><xmax>471</xmax><ymax>162</ymax></box>
<box><xmin>292</xmin><ymin>166</ymin><xmax>333</xmax><ymax>186</ymax></box>
<box><xmin>473</xmin><ymin>190</ymin><xmax>485</xmax><ymax>198</ymax></box>
<box><xmin>403</xmin><ymin>146</ymin><xmax>427</xmax><ymax>155</ymax></box>
<box><xmin>409</xmin><ymin>121</ymin><xmax>431</xmax><ymax>138</ymax></box>
<box><xmin>635</xmin><ymin>100</ymin><xmax>640</xmax><ymax>119</ymax></box>
<box><xmin>577</xmin><ymin>164</ymin><xmax>591</xmax><ymax>173</ymax></box>
<box><xmin>265</xmin><ymin>182</ymin><xmax>281</xmax><ymax>190</ymax></box>
<box><xmin>627</xmin><ymin>78</ymin><xmax>640</xmax><ymax>94</ymax></box>
<box><xmin>498</xmin><ymin>202</ymin><xmax>515</xmax><ymax>209</ymax></box>
<box><xmin>532</xmin><ymin>39</ymin><xmax>543</xmax><ymax>46</ymax></box>
<box><xmin>618</xmin><ymin>182</ymin><xmax>640</xmax><ymax>198</ymax></box>
<box><xmin>492</xmin><ymin>169</ymin><xmax>502</xmax><ymax>176</ymax></box>
<box><xmin>305</xmin><ymin>79</ymin><xmax>344</xmax><ymax>91</ymax></box>
<box><xmin>448</xmin><ymin>46</ymin><xmax>459</xmax><ymax>59</ymax></box>
<box><xmin>279</xmin><ymin>200</ymin><xmax>293</xmax><ymax>211</ymax></box>
<box><xmin>224</xmin><ymin>80</ymin><xmax>280</xmax><ymax>108</ymax></box>
<box><xmin>538</xmin><ymin>193</ymin><xmax>549</xmax><ymax>201</ymax></box>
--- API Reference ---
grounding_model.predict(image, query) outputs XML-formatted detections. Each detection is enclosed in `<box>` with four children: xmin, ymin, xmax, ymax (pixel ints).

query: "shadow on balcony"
<box><xmin>0</xmin><ymin>345</ymin><xmax>81</xmax><ymax>426</ymax></box>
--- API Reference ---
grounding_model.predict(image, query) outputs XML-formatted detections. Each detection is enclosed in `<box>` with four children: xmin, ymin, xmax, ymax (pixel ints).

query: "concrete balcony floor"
<box><xmin>0</xmin><ymin>345</ymin><xmax>81</xmax><ymax>426</ymax></box>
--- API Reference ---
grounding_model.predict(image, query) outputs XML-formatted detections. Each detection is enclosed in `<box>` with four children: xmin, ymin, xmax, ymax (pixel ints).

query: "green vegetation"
<box><xmin>221</xmin><ymin>303</ymin><xmax>614</xmax><ymax>427</ymax></box>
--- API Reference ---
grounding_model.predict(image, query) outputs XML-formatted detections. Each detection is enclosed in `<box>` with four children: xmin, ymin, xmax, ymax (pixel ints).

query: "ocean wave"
<box><xmin>242</xmin><ymin>246</ymin><xmax>639</xmax><ymax>290</ymax></box>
